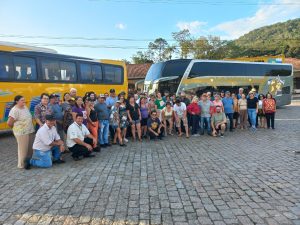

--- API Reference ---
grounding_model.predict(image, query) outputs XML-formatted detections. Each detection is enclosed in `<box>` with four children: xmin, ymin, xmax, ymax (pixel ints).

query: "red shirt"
<box><xmin>263</xmin><ymin>98</ymin><xmax>276</xmax><ymax>113</ymax></box>
<box><xmin>187</xmin><ymin>102</ymin><xmax>201</xmax><ymax>115</ymax></box>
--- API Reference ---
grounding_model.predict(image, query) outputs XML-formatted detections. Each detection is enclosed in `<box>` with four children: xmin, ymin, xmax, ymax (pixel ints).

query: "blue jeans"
<box><xmin>200</xmin><ymin>117</ymin><xmax>211</xmax><ymax>134</ymax></box>
<box><xmin>30</xmin><ymin>150</ymin><xmax>52</xmax><ymax>168</ymax></box>
<box><xmin>30</xmin><ymin>146</ymin><xmax>60</xmax><ymax>168</ymax></box>
<box><xmin>225</xmin><ymin>113</ymin><xmax>233</xmax><ymax>131</ymax></box>
<box><xmin>248</xmin><ymin>109</ymin><xmax>257</xmax><ymax>128</ymax></box>
<box><xmin>99</xmin><ymin>120</ymin><xmax>109</xmax><ymax>145</ymax></box>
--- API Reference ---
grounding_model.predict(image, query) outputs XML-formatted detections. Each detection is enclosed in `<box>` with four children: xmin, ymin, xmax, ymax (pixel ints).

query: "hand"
<box><xmin>85</xmin><ymin>143</ymin><xmax>93</xmax><ymax>151</ymax></box>
<box><xmin>256</xmin><ymin>109</ymin><xmax>258</xmax><ymax>113</ymax></box>
<box><xmin>92</xmin><ymin>137</ymin><xmax>96</xmax><ymax>146</ymax></box>
<box><xmin>92</xmin><ymin>122</ymin><xmax>96</xmax><ymax>127</ymax></box>
<box><xmin>158</xmin><ymin>129</ymin><xmax>161</xmax><ymax>134</ymax></box>
<box><xmin>59</xmin><ymin>145</ymin><xmax>65</xmax><ymax>152</ymax></box>
<box><xmin>155</xmin><ymin>132</ymin><xmax>159</xmax><ymax>136</ymax></box>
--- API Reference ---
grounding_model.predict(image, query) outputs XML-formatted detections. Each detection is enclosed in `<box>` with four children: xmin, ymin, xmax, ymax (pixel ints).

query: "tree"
<box><xmin>131</xmin><ymin>51</ymin><xmax>153</xmax><ymax>64</ymax></box>
<box><xmin>148</xmin><ymin>38</ymin><xmax>170</xmax><ymax>62</ymax></box>
<box><xmin>122</xmin><ymin>59</ymin><xmax>131</xmax><ymax>64</ymax></box>
<box><xmin>172</xmin><ymin>29</ymin><xmax>193</xmax><ymax>58</ymax></box>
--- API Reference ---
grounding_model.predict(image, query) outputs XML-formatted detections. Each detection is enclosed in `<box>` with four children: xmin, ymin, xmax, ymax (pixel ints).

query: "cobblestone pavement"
<box><xmin>0</xmin><ymin>102</ymin><xmax>299</xmax><ymax>225</ymax></box>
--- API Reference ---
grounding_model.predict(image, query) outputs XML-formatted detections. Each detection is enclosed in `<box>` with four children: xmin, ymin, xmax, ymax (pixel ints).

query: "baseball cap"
<box><xmin>99</xmin><ymin>94</ymin><xmax>105</xmax><ymax>98</ymax></box>
<box><xmin>45</xmin><ymin>114</ymin><xmax>55</xmax><ymax>121</ymax></box>
<box><xmin>49</xmin><ymin>94</ymin><xmax>59</xmax><ymax>99</ymax></box>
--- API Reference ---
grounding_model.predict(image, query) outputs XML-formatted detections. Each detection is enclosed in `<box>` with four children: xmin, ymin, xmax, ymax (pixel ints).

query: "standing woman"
<box><xmin>187</xmin><ymin>96</ymin><xmax>201</xmax><ymax>136</ymax></box>
<box><xmin>232</xmin><ymin>93</ymin><xmax>239</xmax><ymax>129</ymax></box>
<box><xmin>140</xmin><ymin>96</ymin><xmax>150</xmax><ymax>138</ymax></box>
<box><xmin>155</xmin><ymin>92</ymin><xmax>166</xmax><ymax>121</ymax></box>
<box><xmin>161</xmin><ymin>102</ymin><xmax>174</xmax><ymax>135</ymax></box>
<box><xmin>119</xmin><ymin>96</ymin><xmax>129</xmax><ymax>143</ymax></box>
<box><xmin>127</xmin><ymin>96</ymin><xmax>142</xmax><ymax>141</ymax></box>
<box><xmin>238</xmin><ymin>93</ymin><xmax>248</xmax><ymax>130</ymax></box>
<box><xmin>86</xmin><ymin>97</ymin><xmax>100</xmax><ymax>151</ymax></box>
<box><xmin>257</xmin><ymin>94</ymin><xmax>266</xmax><ymax>128</ymax></box>
<box><xmin>7</xmin><ymin>95</ymin><xmax>35</xmax><ymax>169</ymax></box>
<box><xmin>62</xmin><ymin>93</ymin><xmax>74</xmax><ymax>133</ymax></box>
<box><xmin>213</xmin><ymin>94</ymin><xmax>224</xmax><ymax>112</ymax></box>
<box><xmin>110</xmin><ymin>101</ymin><xmax>126</xmax><ymax>146</ymax></box>
<box><xmin>247</xmin><ymin>91</ymin><xmax>258</xmax><ymax>131</ymax></box>
<box><xmin>263</xmin><ymin>93</ymin><xmax>276</xmax><ymax>129</ymax></box>
<box><xmin>72</xmin><ymin>96</ymin><xmax>87</xmax><ymax>126</ymax></box>
<box><xmin>148</xmin><ymin>94</ymin><xmax>156</xmax><ymax>112</ymax></box>
<box><xmin>34</xmin><ymin>93</ymin><xmax>51</xmax><ymax>131</ymax></box>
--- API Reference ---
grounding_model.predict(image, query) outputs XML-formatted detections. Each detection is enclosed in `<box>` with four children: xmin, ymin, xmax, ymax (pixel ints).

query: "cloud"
<box><xmin>115</xmin><ymin>23</ymin><xmax>127</xmax><ymax>30</ymax></box>
<box><xmin>213</xmin><ymin>0</ymin><xmax>300</xmax><ymax>39</ymax></box>
<box><xmin>176</xmin><ymin>20</ymin><xmax>207</xmax><ymax>34</ymax></box>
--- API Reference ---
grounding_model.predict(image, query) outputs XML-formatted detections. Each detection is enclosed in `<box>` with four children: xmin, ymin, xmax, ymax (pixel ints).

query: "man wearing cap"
<box><xmin>222</xmin><ymin>91</ymin><xmax>234</xmax><ymax>132</ymax></box>
<box><xmin>95</xmin><ymin>94</ymin><xmax>111</xmax><ymax>147</ymax></box>
<box><xmin>28</xmin><ymin>114</ymin><xmax>65</xmax><ymax>169</ymax></box>
<box><xmin>211</xmin><ymin>106</ymin><xmax>227</xmax><ymax>137</ymax></box>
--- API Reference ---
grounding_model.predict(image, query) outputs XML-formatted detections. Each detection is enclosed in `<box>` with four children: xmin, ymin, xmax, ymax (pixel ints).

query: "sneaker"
<box><xmin>124</xmin><ymin>138</ymin><xmax>129</xmax><ymax>143</ymax></box>
<box><xmin>192</xmin><ymin>134</ymin><xmax>200</xmax><ymax>137</ymax></box>
<box><xmin>100</xmin><ymin>144</ymin><xmax>107</xmax><ymax>148</ymax></box>
<box><xmin>105</xmin><ymin>143</ymin><xmax>112</xmax><ymax>147</ymax></box>
<box><xmin>72</xmin><ymin>156</ymin><xmax>81</xmax><ymax>161</ymax></box>
<box><xmin>220</xmin><ymin>133</ymin><xmax>224</xmax><ymax>138</ymax></box>
<box><xmin>53</xmin><ymin>159</ymin><xmax>65</xmax><ymax>164</ymax></box>
<box><xmin>120</xmin><ymin>144</ymin><xmax>126</xmax><ymax>147</ymax></box>
<box><xmin>93</xmin><ymin>147</ymin><xmax>101</xmax><ymax>152</ymax></box>
<box><xmin>84</xmin><ymin>154</ymin><xmax>95</xmax><ymax>158</ymax></box>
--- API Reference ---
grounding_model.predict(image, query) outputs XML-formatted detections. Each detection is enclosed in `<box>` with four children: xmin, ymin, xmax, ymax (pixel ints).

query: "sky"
<box><xmin>0</xmin><ymin>0</ymin><xmax>299</xmax><ymax>61</ymax></box>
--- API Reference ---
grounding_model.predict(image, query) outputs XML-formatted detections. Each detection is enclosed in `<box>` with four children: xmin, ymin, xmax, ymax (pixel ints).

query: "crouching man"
<box><xmin>211</xmin><ymin>105</ymin><xmax>227</xmax><ymax>137</ymax></box>
<box><xmin>29</xmin><ymin>114</ymin><xmax>65</xmax><ymax>169</ymax></box>
<box><xmin>147</xmin><ymin>110</ymin><xmax>164</xmax><ymax>140</ymax></box>
<box><xmin>66</xmin><ymin>113</ymin><xmax>97</xmax><ymax>161</ymax></box>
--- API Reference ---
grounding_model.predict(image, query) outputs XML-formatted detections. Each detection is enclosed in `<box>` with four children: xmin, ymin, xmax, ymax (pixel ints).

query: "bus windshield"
<box><xmin>144</xmin><ymin>62</ymin><xmax>164</xmax><ymax>81</ymax></box>
<box><xmin>145</xmin><ymin>59</ymin><xmax>192</xmax><ymax>81</ymax></box>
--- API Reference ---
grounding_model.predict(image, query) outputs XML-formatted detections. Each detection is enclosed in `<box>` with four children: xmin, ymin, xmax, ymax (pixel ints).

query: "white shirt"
<box><xmin>66</xmin><ymin>122</ymin><xmax>90</xmax><ymax>148</ymax></box>
<box><xmin>33</xmin><ymin>124</ymin><xmax>60</xmax><ymax>151</ymax></box>
<box><xmin>173</xmin><ymin>102</ymin><xmax>187</xmax><ymax>117</ymax></box>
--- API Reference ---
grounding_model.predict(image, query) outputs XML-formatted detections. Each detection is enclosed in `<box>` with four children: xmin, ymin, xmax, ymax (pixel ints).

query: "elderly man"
<box><xmin>70</xmin><ymin>88</ymin><xmax>77</xmax><ymax>99</ymax></box>
<box><xmin>66</xmin><ymin>113</ymin><xmax>97</xmax><ymax>161</ymax></box>
<box><xmin>28</xmin><ymin>114</ymin><xmax>65</xmax><ymax>169</ymax></box>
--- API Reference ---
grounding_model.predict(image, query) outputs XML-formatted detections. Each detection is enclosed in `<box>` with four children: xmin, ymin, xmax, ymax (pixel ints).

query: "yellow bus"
<box><xmin>0</xmin><ymin>43</ymin><xmax>128</xmax><ymax>131</ymax></box>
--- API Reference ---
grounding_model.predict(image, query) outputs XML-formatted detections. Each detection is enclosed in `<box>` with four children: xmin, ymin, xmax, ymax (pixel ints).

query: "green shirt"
<box><xmin>212</xmin><ymin>112</ymin><xmax>226</xmax><ymax>126</ymax></box>
<box><xmin>155</xmin><ymin>98</ymin><xmax>166</xmax><ymax>110</ymax></box>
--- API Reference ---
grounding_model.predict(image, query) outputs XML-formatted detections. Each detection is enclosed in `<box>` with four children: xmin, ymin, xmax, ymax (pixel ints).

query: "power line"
<box><xmin>1</xmin><ymin>34</ymin><xmax>300</xmax><ymax>42</ymax></box>
<box><xmin>89</xmin><ymin>0</ymin><xmax>300</xmax><ymax>5</ymax></box>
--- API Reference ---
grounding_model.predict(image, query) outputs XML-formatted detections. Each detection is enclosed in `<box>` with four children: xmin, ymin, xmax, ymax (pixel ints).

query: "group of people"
<box><xmin>7</xmin><ymin>87</ymin><xmax>277</xmax><ymax>170</ymax></box>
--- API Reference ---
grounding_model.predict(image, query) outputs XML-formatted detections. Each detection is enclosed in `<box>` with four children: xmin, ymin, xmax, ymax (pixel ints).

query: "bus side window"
<box><xmin>0</xmin><ymin>54</ymin><xmax>13</xmax><ymax>80</ymax></box>
<box><xmin>13</xmin><ymin>56</ymin><xmax>37</xmax><ymax>81</ymax></box>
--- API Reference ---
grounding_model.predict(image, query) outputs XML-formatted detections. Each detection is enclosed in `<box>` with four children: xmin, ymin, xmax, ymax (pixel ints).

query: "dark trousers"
<box><xmin>265</xmin><ymin>113</ymin><xmax>275</xmax><ymax>129</ymax></box>
<box><xmin>191</xmin><ymin>115</ymin><xmax>199</xmax><ymax>135</ymax></box>
<box><xmin>149</xmin><ymin>127</ymin><xmax>165</xmax><ymax>140</ymax></box>
<box><xmin>109</xmin><ymin>125</ymin><xmax>115</xmax><ymax>141</ymax></box>
<box><xmin>225</xmin><ymin>113</ymin><xmax>233</xmax><ymax>131</ymax></box>
<box><xmin>69</xmin><ymin>137</ymin><xmax>93</xmax><ymax>158</ymax></box>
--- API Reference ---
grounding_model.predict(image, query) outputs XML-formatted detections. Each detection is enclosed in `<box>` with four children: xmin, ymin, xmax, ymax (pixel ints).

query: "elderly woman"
<box><xmin>7</xmin><ymin>95</ymin><xmax>35</xmax><ymax>169</ymax></box>
<box><xmin>34</xmin><ymin>93</ymin><xmax>51</xmax><ymax>131</ymax></box>
<box><xmin>187</xmin><ymin>96</ymin><xmax>201</xmax><ymax>136</ymax></box>
<box><xmin>263</xmin><ymin>93</ymin><xmax>276</xmax><ymax>129</ymax></box>
<box><xmin>247</xmin><ymin>91</ymin><xmax>258</xmax><ymax>131</ymax></box>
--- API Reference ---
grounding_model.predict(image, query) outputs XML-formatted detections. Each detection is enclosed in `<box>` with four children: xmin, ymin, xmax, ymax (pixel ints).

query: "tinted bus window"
<box><xmin>103</xmin><ymin>65</ymin><xmax>123</xmax><ymax>84</ymax></box>
<box><xmin>189</xmin><ymin>62</ymin><xmax>292</xmax><ymax>78</ymax></box>
<box><xmin>80</xmin><ymin>63</ymin><xmax>102</xmax><ymax>83</ymax></box>
<box><xmin>13</xmin><ymin>56</ymin><xmax>37</xmax><ymax>81</ymax></box>
<box><xmin>0</xmin><ymin>54</ymin><xmax>13</xmax><ymax>80</ymax></box>
<box><xmin>145</xmin><ymin>62</ymin><xmax>164</xmax><ymax>81</ymax></box>
<box><xmin>162</xmin><ymin>60</ymin><xmax>191</xmax><ymax>77</ymax></box>
<box><xmin>42</xmin><ymin>59</ymin><xmax>76</xmax><ymax>81</ymax></box>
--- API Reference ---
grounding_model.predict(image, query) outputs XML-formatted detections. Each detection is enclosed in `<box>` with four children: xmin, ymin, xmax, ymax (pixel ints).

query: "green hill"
<box><xmin>233</xmin><ymin>18</ymin><xmax>300</xmax><ymax>58</ymax></box>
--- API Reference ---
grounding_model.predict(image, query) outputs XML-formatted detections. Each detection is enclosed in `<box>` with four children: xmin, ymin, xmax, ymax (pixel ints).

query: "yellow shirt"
<box><xmin>9</xmin><ymin>106</ymin><xmax>35</xmax><ymax>136</ymax></box>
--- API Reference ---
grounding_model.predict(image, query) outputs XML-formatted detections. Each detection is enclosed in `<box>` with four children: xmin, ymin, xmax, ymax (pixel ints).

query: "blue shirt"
<box><xmin>48</xmin><ymin>103</ymin><xmax>63</xmax><ymax>121</ymax></box>
<box><xmin>94</xmin><ymin>102</ymin><xmax>110</xmax><ymax>120</ymax></box>
<box><xmin>106</xmin><ymin>96</ymin><xmax>118</xmax><ymax>109</ymax></box>
<box><xmin>222</xmin><ymin>97</ymin><xmax>234</xmax><ymax>114</ymax></box>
